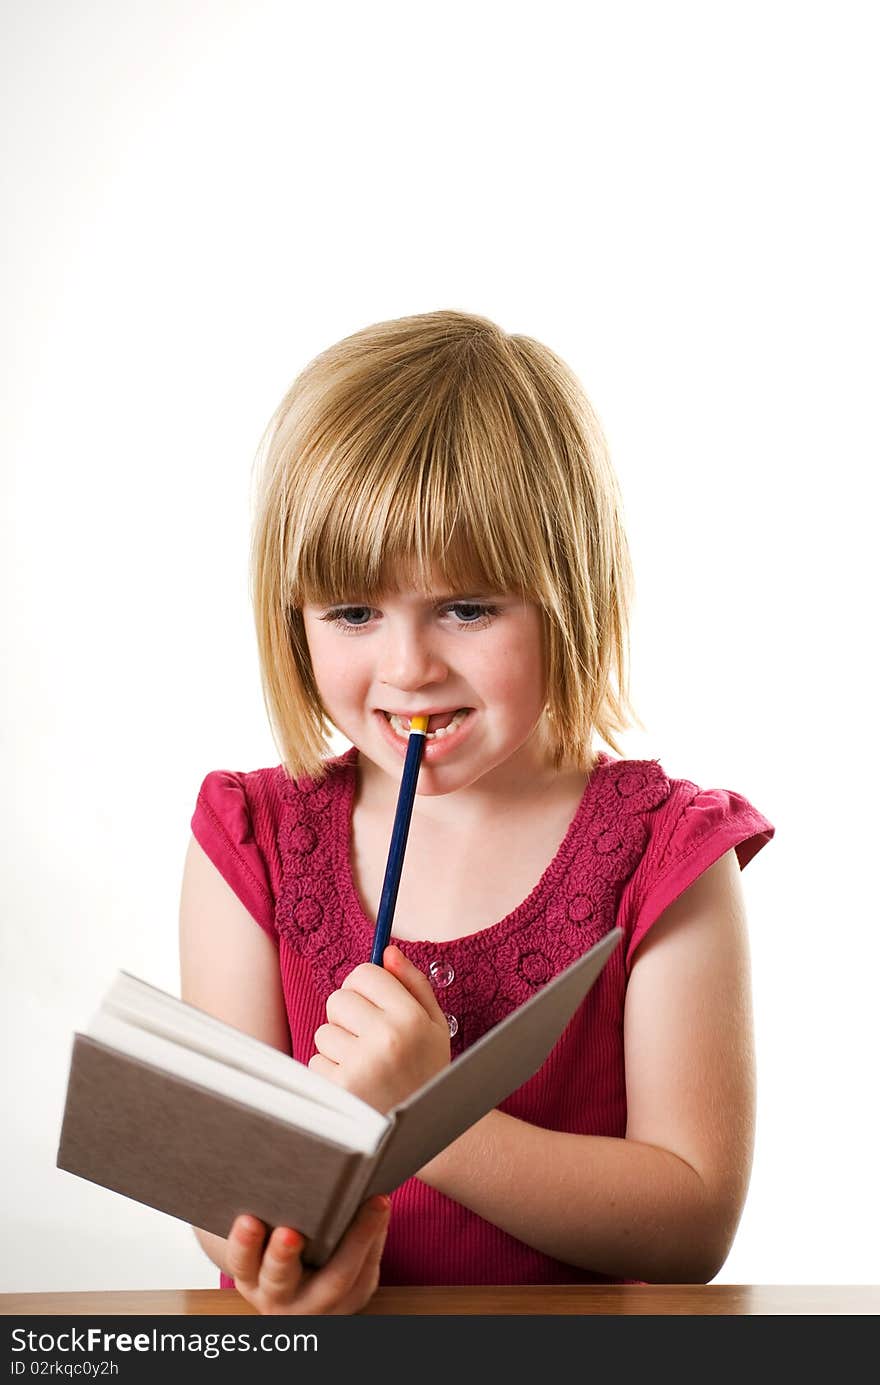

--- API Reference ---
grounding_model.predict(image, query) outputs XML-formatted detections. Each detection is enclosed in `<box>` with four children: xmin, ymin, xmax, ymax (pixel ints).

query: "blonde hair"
<box><xmin>250</xmin><ymin>309</ymin><xmax>644</xmax><ymax>784</ymax></box>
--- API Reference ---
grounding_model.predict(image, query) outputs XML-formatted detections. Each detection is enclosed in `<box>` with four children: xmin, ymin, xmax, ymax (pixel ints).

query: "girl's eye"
<box><xmin>322</xmin><ymin>606</ymin><xmax>373</xmax><ymax>629</ymax></box>
<box><xmin>319</xmin><ymin>602</ymin><xmax>499</xmax><ymax>633</ymax></box>
<box><xmin>448</xmin><ymin>602</ymin><xmax>499</xmax><ymax>626</ymax></box>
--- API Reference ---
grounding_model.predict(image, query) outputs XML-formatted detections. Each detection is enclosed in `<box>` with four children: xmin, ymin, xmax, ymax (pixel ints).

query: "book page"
<box><xmin>90</xmin><ymin>973</ymin><xmax>388</xmax><ymax>1146</ymax></box>
<box><xmin>87</xmin><ymin>1011</ymin><xmax>388</xmax><ymax>1154</ymax></box>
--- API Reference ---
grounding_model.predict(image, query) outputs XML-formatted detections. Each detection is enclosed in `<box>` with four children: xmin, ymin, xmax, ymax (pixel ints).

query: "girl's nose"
<box><xmin>376</xmin><ymin>623</ymin><xmax>448</xmax><ymax>691</ymax></box>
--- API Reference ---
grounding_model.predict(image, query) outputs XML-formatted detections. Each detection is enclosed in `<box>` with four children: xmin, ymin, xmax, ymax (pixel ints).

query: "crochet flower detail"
<box><xmin>275</xmin><ymin>749</ymin><xmax>671</xmax><ymax>1051</ymax></box>
<box><xmin>275</xmin><ymin>770</ymin><xmax>338</xmax><ymax>950</ymax></box>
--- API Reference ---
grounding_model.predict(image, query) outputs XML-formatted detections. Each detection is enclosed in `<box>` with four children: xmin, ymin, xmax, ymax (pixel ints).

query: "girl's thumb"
<box><xmin>384</xmin><ymin>945</ymin><xmax>442</xmax><ymax>1011</ymax></box>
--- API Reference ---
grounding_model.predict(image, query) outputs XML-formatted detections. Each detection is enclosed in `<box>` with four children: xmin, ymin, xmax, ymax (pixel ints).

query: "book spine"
<box><xmin>303</xmin><ymin>1125</ymin><xmax>395</xmax><ymax>1266</ymax></box>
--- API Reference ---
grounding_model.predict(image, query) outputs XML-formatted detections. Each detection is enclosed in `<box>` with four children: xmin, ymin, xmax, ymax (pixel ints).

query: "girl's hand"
<box><xmin>226</xmin><ymin>1197</ymin><xmax>391</xmax><ymax>1315</ymax></box>
<box><xmin>309</xmin><ymin>945</ymin><xmax>452</xmax><ymax>1113</ymax></box>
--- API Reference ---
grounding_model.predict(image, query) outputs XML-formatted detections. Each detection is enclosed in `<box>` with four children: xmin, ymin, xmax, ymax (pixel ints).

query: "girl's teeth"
<box><xmin>386</xmin><ymin>709</ymin><xmax>469</xmax><ymax>741</ymax></box>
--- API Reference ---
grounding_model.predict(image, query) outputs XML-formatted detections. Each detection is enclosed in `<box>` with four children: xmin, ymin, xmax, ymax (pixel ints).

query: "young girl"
<box><xmin>179</xmin><ymin>309</ymin><xmax>774</xmax><ymax>1314</ymax></box>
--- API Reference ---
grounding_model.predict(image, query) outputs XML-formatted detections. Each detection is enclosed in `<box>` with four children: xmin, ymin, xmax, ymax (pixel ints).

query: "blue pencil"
<box><xmin>370</xmin><ymin>715</ymin><xmax>429</xmax><ymax>965</ymax></box>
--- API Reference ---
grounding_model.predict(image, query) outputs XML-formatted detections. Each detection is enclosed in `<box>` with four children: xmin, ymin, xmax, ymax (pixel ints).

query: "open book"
<box><xmin>56</xmin><ymin>929</ymin><xmax>621</xmax><ymax>1266</ymax></box>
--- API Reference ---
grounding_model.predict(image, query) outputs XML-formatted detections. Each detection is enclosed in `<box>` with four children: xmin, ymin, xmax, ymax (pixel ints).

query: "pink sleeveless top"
<box><xmin>191</xmin><ymin>747</ymin><xmax>774</xmax><ymax>1286</ymax></box>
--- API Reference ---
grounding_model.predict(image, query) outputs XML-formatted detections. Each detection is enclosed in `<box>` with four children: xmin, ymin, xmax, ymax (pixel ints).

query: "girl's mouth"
<box><xmin>374</xmin><ymin>707</ymin><xmax>476</xmax><ymax>761</ymax></box>
<box><xmin>387</xmin><ymin>708</ymin><xmax>470</xmax><ymax>739</ymax></box>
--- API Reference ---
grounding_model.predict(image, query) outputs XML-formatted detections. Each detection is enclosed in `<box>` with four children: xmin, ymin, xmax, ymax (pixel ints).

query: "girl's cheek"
<box><xmin>312</xmin><ymin>646</ymin><xmax>357</xmax><ymax>689</ymax></box>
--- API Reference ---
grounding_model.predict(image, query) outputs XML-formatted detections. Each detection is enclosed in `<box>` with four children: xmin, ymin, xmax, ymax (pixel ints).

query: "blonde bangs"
<box><xmin>283</xmin><ymin>379</ymin><xmax>560</xmax><ymax>611</ymax></box>
<box><xmin>250</xmin><ymin>311</ymin><xmax>644</xmax><ymax>783</ymax></box>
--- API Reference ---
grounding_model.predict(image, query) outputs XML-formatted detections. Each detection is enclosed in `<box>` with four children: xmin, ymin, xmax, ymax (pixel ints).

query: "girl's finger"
<box><xmin>296</xmin><ymin>1197</ymin><xmax>391</xmax><ymax>1315</ymax></box>
<box><xmin>383</xmin><ymin>946</ymin><xmax>447</xmax><ymax>1021</ymax></box>
<box><xmin>332</xmin><ymin>1200</ymin><xmax>392</xmax><ymax>1314</ymax></box>
<box><xmin>341</xmin><ymin>954</ymin><xmax>443</xmax><ymax>1028</ymax></box>
<box><xmin>325</xmin><ymin>986</ymin><xmax>382</xmax><ymax>1036</ymax></box>
<box><xmin>313</xmin><ymin>1022</ymin><xmax>359</xmax><ymax>1065</ymax></box>
<box><xmin>338</xmin><ymin>961</ymin><xmax>415</xmax><ymax>1014</ymax></box>
<box><xmin>225</xmin><ymin>1214</ymin><xmax>268</xmax><ymax>1289</ymax></box>
<box><xmin>257</xmin><ymin>1225</ymin><xmax>306</xmax><ymax>1302</ymax></box>
<box><xmin>308</xmin><ymin>1052</ymin><xmax>340</xmax><ymax>1080</ymax></box>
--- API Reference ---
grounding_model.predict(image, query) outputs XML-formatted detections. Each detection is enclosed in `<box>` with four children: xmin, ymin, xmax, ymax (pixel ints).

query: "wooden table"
<box><xmin>2</xmin><ymin>1286</ymin><xmax>878</xmax><ymax>1315</ymax></box>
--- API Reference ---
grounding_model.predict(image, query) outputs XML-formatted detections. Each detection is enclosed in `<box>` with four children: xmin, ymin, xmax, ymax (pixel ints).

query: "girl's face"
<box><xmin>300</xmin><ymin>586</ymin><xmax>552</xmax><ymax>802</ymax></box>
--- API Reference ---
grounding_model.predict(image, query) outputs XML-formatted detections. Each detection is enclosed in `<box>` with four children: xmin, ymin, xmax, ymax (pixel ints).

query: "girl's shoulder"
<box><xmin>192</xmin><ymin>748</ymin><xmax>356</xmax><ymax>830</ymax></box>
<box><xmin>613</xmin><ymin>755</ymin><xmax>775</xmax><ymax>875</ymax></box>
<box><xmin>189</xmin><ymin>750</ymin><xmax>356</xmax><ymax>942</ymax></box>
<box><xmin>600</xmin><ymin>752</ymin><xmax>776</xmax><ymax>972</ymax></box>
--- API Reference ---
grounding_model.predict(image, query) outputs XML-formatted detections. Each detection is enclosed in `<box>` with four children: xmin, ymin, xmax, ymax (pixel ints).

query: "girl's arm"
<box><xmin>417</xmin><ymin>848</ymin><xmax>756</xmax><ymax>1284</ymax></box>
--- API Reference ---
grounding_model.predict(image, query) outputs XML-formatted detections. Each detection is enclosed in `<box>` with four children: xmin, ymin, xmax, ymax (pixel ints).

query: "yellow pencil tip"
<box><xmin>409</xmin><ymin>715</ymin><xmax>429</xmax><ymax>733</ymax></box>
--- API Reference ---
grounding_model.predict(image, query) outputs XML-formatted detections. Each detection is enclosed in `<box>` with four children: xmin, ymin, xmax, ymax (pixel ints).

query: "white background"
<box><xmin>2</xmin><ymin>0</ymin><xmax>877</xmax><ymax>1292</ymax></box>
